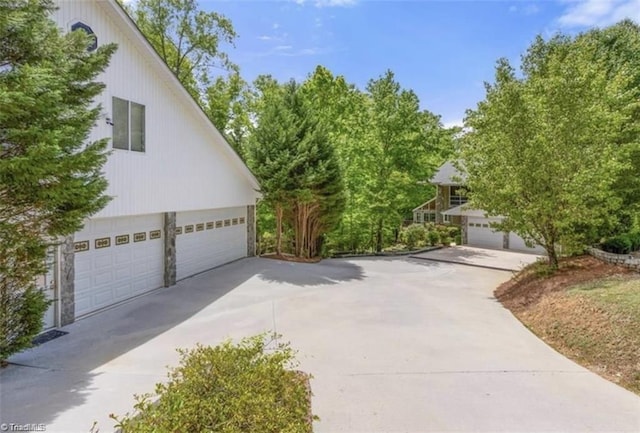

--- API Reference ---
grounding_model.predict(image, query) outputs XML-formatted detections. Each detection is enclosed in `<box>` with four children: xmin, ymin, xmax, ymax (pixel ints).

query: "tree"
<box><xmin>205</xmin><ymin>69</ymin><xmax>251</xmax><ymax>159</ymax></box>
<box><xmin>581</xmin><ymin>21</ymin><xmax>640</xmax><ymax>234</ymax></box>
<box><xmin>364</xmin><ymin>71</ymin><xmax>442</xmax><ymax>252</ymax></box>
<box><xmin>301</xmin><ymin>67</ymin><xmax>453</xmax><ymax>254</ymax></box>
<box><xmin>248</xmin><ymin>80</ymin><xmax>345</xmax><ymax>258</ymax></box>
<box><xmin>461</xmin><ymin>25</ymin><xmax>637</xmax><ymax>269</ymax></box>
<box><xmin>123</xmin><ymin>0</ymin><xmax>237</xmax><ymax>101</ymax></box>
<box><xmin>0</xmin><ymin>0</ymin><xmax>116</xmax><ymax>359</ymax></box>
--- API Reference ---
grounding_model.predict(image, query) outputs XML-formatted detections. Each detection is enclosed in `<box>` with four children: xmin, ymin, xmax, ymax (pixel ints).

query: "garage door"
<box><xmin>509</xmin><ymin>232</ymin><xmax>546</xmax><ymax>254</ymax></box>
<box><xmin>467</xmin><ymin>217</ymin><xmax>504</xmax><ymax>250</ymax></box>
<box><xmin>176</xmin><ymin>207</ymin><xmax>247</xmax><ymax>280</ymax></box>
<box><xmin>74</xmin><ymin>214</ymin><xmax>164</xmax><ymax>317</ymax></box>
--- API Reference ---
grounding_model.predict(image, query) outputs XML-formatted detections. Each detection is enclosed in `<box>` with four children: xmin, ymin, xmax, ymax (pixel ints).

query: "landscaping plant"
<box><xmin>0</xmin><ymin>0</ymin><xmax>116</xmax><ymax>360</ymax></box>
<box><xmin>111</xmin><ymin>334</ymin><xmax>315</xmax><ymax>433</ymax></box>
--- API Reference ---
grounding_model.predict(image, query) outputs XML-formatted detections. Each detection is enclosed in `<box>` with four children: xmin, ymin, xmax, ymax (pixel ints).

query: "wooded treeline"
<box><xmin>123</xmin><ymin>0</ymin><xmax>456</xmax><ymax>257</ymax></box>
<box><xmin>461</xmin><ymin>20</ymin><xmax>640</xmax><ymax>268</ymax></box>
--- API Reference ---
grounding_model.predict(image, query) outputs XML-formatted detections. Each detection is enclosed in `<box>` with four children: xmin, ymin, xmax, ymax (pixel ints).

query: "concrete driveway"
<box><xmin>1</xmin><ymin>257</ymin><xmax>638</xmax><ymax>433</ymax></box>
<box><xmin>412</xmin><ymin>245</ymin><xmax>542</xmax><ymax>271</ymax></box>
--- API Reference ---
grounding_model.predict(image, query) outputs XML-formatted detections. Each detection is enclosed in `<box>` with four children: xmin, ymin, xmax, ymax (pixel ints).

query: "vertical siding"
<box><xmin>52</xmin><ymin>1</ymin><xmax>257</xmax><ymax>218</ymax></box>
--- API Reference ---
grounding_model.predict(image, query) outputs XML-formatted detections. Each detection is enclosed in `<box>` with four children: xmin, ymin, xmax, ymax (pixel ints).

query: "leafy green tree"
<box><xmin>205</xmin><ymin>69</ymin><xmax>252</xmax><ymax>159</ymax></box>
<box><xmin>461</xmin><ymin>25</ymin><xmax>636</xmax><ymax>269</ymax></box>
<box><xmin>580</xmin><ymin>20</ymin><xmax>640</xmax><ymax>234</ymax></box>
<box><xmin>364</xmin><ymin>71</ymin><xmax>443</xmax><ymax>252</ymax></box>
<box><xmin>0</xmin><ymin>0</ymin><xmax>116</xmax><ymax>358</ymax></box>
<box><xmin>301</xmin><ymin>67</ymin><xmax>453</xmax><ymax>254</ymax></box>
<box><xmin>123</xmin><ymin>0</ymin><xmax>237</xmax><ymax>101</ymax></box>
<box><xmin>301</xmin><ymin>66</ymin><xmax>372</xmax><ymax>252</ymax></box>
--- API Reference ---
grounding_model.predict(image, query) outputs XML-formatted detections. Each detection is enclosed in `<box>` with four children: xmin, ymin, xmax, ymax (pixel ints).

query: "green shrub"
<box><xmin>427</xmin><ymin>230</ymin><xmax>440</xmax><ymax>246</ymax></box>
<box><xmin>454</xmin><ymin>235</ymin><xmax>462</xmax><ymax>245</ymax></box>
<box><xmin>257</xmin><ymin>231</ymin><xmax>276</xmax><ymax>255</ymax></box>
<box><xmin>1</xmin><ymin>285</ymin><xmax>50</xmax><ymax>361</ymax></box>
<box><xmin>401</xmin><ymin>224</ymin><xmax>427</xmax><ymax>250</ymax></box>
<box><xmin>111</xmin><ymin>334</ymin><xmax>315</xmax><ymax>433</ymax></box>
<box><xmin>601</xmin><ymin>234</ymin><xmax>632</xmax><ymax>254</ymax></box>
<box><xmin>628</xmin><ymin>231</ymin><xmax>640</xmax><ymax>251</ymax></box>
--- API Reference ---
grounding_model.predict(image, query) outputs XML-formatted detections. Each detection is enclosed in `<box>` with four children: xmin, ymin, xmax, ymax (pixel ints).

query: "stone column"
<box><xmin>164</xmin><ymin>212</ymin><xmax>176</xmax><ymax>287</ymax></box>
<box><xmin>247</xmin><ymin>204</ymin><xmax>256</xmax><ymax>257</ymax></box>
<box><xmin>59</xmin><ymin>235</ymin><xmax>75</xmax><ymax>326</ymax></box>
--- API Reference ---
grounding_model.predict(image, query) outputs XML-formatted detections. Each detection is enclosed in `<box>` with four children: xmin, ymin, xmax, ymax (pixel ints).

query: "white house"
<box><xmin>42</xmin><ymin>0</ymin><xmax>261</xmax><ymax>328</ymax></box>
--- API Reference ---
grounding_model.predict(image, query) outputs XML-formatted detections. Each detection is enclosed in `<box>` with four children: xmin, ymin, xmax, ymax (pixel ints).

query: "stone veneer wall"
<box><xmin>59</xmin><ymin>235</ymin><xmax>75</xmax><ymax>326</ymax></box>
<box><xmin>247</xmin><ymin>204</ymin><xmax>256</xmax><ymax>257</ymax></box>
<box><xmin>587</xmin><ymin>247</ymin><xmax>640</xmax><ymax>272</ymax></box>
<box><xmin>164</xmin><ymin>212</ymin><xmax>177</xmax><ymax>287</ymax></box>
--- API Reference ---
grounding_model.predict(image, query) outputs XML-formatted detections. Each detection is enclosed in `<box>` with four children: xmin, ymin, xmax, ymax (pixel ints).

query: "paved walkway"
<box><xmin>412</xmin><ymin>245</ymin><xmax>542</xmax><ymax>271</ymax></box>
<box><xmin>1</xmin><ymin>257</ymin><xmax>638</xmax><ymax>432</ymax></box>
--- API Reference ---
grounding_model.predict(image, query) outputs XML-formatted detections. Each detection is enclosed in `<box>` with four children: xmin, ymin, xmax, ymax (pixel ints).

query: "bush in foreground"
<box><xmin>111</xmin><ymin>334</ymin><xmax>315</xmax><ymax>433</ymax></box>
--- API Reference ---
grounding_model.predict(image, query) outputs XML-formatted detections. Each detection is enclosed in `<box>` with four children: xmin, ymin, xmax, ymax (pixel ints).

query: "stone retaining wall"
<box><xmin>587</xmin><ymin>247</ymin><xmax>640</xmax><ymax>272</ymax></box>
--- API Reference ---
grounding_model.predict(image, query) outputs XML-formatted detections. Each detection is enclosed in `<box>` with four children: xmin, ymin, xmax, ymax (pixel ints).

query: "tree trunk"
<box><xmin>547</xmin><ymin>245</ymin><xmax>559</xmax><ymax>270</ymax></box>
<box><xmin>275</xmin><ymin>204</ymin><xmax>283</xmax><ymax>256</ymax></box>
<box><xmin>375</xmin><ymin>218</ymin><xmax>383</xmax><ymax>252</ymax></box>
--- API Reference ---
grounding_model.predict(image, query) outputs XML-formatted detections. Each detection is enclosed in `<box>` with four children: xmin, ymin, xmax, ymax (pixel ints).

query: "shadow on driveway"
<box><xmin>258</xmin><ymin>258</ymin><xmax>365</xmax><ymax>286</ymax></box>
<box><xmin>0</xmin><ymin>257</ymin><xmax>364</xmax><ymax>430</ymax></box>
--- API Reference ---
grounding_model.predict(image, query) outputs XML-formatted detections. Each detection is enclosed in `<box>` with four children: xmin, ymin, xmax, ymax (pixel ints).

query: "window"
<box><xmin>113</xmin><ymin>97</ymin><xmax>145</xmax><ymax>152</ymax></box>
<box><xmin>71</xmin><ymin>22</ymin><xmax>97</xmax><ymax>52</ymax></box>
<box><xmin>449</xmin><ymin>186</ymin><xmax>468</xmax><ymax>207</ymax></box>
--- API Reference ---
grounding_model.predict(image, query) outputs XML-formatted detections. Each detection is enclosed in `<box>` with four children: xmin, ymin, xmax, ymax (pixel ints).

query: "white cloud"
<box><xmin>275</xmin><ymin>45</ymin><xmax>293</xmax><ymax>51</ymax></box>
<box><xmin>443</xmin><ymin>119</ymin><xmax>464</xmax><ymax>129</ymax></box>
<box><xmin>558</xmin><ymin>0</ymin><xmax>640</xmax><ymax>27</ymax></box>
<box><xmin>273</xmin><ymin>22</ymin><xmax>280</xmax><ymax>30</ymax></box>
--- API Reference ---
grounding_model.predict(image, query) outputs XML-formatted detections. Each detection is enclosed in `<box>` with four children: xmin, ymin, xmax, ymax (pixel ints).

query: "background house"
<box><xmin>413</xmin><ymin>161</ymin><xmax>544</xmax><ymax>254</ymax></box>
<box><xmin>41</xmin><ymin>0</ymin><xmax>260</xmax><ymax>329</ymax></box>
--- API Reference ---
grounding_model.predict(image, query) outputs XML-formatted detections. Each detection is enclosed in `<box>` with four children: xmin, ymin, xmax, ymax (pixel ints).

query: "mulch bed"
<box><xmin>260</xmin><ymin>253</ymin><xmax>322</xmax><ymax>263</ymax></box>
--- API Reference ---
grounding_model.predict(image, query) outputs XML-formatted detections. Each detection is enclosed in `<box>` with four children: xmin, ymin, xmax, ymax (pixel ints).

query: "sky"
<box><xmin>202</xmin><ymin>0</ymin><xmax>640</xmax><ymax>127</ymax></box>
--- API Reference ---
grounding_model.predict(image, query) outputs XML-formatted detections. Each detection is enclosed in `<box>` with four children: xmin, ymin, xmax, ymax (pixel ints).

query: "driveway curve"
<box><xmin>1</xmin><ymin>257</ymin><xmax>638</xmax><ymax>432</ymax></box>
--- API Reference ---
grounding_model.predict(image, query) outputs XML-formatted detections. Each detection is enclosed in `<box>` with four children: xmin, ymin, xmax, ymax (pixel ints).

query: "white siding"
<box><xmin>52</xmin><ymin>1</ymin><xmax>258</xmax><ymax>218</ymax></box>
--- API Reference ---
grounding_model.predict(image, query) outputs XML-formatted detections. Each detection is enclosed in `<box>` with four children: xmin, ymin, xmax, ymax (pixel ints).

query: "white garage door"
<box><xmin>509</xmin><ymin>232</ymin><xmax>546</xmax><ymax>254</ymax></box>
<box><xmin>467</xmin><ymin>217</ymin><xmax>504</xmax><ymax>250</ymax></box>
<box><xmin>74</xmin><ymin>214</ymin><xmax>164</xmax><ymax>318</ymax></box>
<box><xmin>176</xmin><ymin>207</ymin><xmax>247</xmax><ymax>280</ymax></box>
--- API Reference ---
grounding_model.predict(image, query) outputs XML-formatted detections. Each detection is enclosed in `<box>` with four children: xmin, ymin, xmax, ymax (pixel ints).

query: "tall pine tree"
<box><xmin>249</xmin><ymin>80</ymin><xmax>345</xmax><ymax>258</ymax></box>
<box><xmin>0</xmin><ymin>0</ymin><xmax>116</xmax><ymax>359</ymax></box>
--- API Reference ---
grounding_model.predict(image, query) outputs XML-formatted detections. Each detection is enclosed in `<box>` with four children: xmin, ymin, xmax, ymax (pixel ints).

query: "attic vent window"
<box><xmin>71</xmin><ymin>22</ymin><xmax>98</xmax><ymax>52</ymax></box>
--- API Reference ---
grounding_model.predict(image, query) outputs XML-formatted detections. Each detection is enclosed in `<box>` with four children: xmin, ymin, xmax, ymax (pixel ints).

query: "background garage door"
<box><xmin>467</xmin><ymin>217</ymin><xmax>504</xmax><ymax>250</ymax></box>
<box><xmin>74</xmin><ymin>214</ymin><xmax>164</xmax><ymax>318</ymax></box>
<box><xmin>176</xmin><ymin>207</ymin><xmax>247</xmax><ymax>280</ymax></box>
<box><xmin>509</xmin><ymin>232</ymin><xmax>546</xmax><ymax>254</ymax></box>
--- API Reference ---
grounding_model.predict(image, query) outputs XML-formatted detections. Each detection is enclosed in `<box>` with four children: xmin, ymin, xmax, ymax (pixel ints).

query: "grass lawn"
<box><xmin>495</xmin><ymin>256</ymin><xmax>640</xmax><ymax>395</ymax></box>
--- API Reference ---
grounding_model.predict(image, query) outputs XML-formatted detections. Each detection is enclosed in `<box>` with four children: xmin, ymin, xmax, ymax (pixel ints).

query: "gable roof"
<box><xmin>430</xmin><ymin>161</ymin><xmax>466</xmax><ymax>185</ymax></box>
<box><xmin>98</xmin><ymin>0</ymin><xmax>260</xmax><ymax>191</ymax></box>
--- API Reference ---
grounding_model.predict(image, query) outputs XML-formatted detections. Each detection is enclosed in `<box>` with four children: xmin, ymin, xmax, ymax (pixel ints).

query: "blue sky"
<box><xmin>203</xmin><ymin>0</ymin><xmax>640</xmax><ymax>127</ymax></box>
